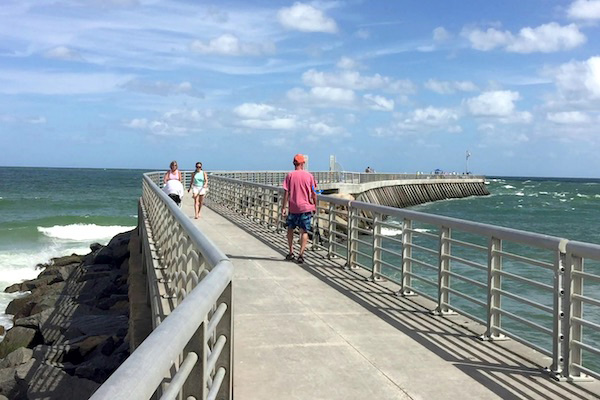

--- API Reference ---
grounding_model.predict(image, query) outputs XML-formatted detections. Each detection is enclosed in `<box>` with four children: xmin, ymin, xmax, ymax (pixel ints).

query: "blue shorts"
<box><xmin>286</xmin><ymin>212</ymin><xmax>312</xmax><ymax>231</ymax></box>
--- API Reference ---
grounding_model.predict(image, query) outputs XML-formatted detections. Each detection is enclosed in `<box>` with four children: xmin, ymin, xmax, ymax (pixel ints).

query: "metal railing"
<box><xmin>207</xmin><ymin>173</ymin><xmax>600</xmax><ymax>381</ymax></box>
<box><xmin>91</xmin><ymin>172</ymin><xmax>233</xmax><ymax>400</ymax></box>
<box><xmin>209</xmin><ymin>170</ymin><xmax>485</xmax><ymax>186</ymax></box>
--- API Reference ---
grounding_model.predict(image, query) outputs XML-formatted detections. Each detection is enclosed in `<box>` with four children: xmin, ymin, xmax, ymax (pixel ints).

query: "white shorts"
<box><xmin>192</xmin><ymin>186</ymin><xmax>207</xmax><ymax>196</ymax></box>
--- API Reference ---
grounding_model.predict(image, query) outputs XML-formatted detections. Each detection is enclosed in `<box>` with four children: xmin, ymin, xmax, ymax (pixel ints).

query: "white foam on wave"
<box><xmin>539</xmin><ymin>191</ymin><xmax>549</xmax><ymax>195</ymax></box>
<box><xmin>37</xmin><ymin>224</ymin><xmax>134</xmax><ymax>241</ymax></box>
<box><xmin>576</xmin><ymin>193</ymin><xmax>589</xmax><ymax>198</ymax></box>
<box><xmin>595</xmin><ymin>195</ymin><xmax>600</xmax><ymax>199</ymax></box>
<box><xmin>502</xmin><ymin>185</ymin><xmax>516</xmax><ymax>189</ymax></box>
<box><xmin>381</xmin><ymin>227</ymin><xmax>402</xmax><ymax>236</ymax></box>
<box><xmin>515</xmin><ymin>192</ymin><xmax>525</xmax><ymax>196</ymax></box>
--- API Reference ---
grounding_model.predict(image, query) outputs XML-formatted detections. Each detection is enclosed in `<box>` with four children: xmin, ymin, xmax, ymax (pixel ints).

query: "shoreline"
<box><xmin>0</xmin><ymin>229</ymin><xmax>134</xmax><ymax>399</ymax></box>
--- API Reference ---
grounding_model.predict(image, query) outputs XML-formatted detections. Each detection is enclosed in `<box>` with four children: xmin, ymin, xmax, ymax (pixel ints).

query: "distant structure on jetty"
<box><xmin>317</xmin><ymin>173</ymin><xmax>490</xmax><ymax>208</ymax></box>
<box><xmin>211</xmin><ymin>170</ymin><xmax>490</xmax><ymax>209</ymax></box>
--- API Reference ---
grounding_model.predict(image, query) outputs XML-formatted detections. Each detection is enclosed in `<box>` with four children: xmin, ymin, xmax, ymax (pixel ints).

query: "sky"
<box><xmin>2</xmin><ymin>0</ymin><xmax>600</xmax><ymax>177</ymax></box>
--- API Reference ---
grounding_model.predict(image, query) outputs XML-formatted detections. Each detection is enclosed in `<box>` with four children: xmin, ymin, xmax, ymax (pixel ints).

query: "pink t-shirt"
<box><xmin>283</xmin><ymin>170</ymin><xmax>317</xmax><ymax>214</ymax></box>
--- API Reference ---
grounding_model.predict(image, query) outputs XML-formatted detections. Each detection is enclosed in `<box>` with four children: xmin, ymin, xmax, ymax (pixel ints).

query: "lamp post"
<box><xmin>465</xmin><ymin>150</ymin><xmax>471</xmax><ymax>174</ymax></box>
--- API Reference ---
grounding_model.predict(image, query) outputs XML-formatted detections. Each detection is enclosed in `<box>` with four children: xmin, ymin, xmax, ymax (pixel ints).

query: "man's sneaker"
<box><xmin>297</xmin><ymin>255</ymin><xmax>304</xmax><ymax>264</ymax></box>
<box><xmin>285</xmin><ymin>253</ymin><xmax>295</xmax><ymax>261</ymax></box>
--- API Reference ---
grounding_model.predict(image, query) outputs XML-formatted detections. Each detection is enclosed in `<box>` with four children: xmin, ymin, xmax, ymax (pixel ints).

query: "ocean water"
<box><xmin>0</xmin><ymin>167</ymin><xmax>143</xmax><ymax>333</ymax></box>
<box><xmin>1</xmin><ymin>169</ymin><xmax>598</xmax><ymax>370</ymax></box>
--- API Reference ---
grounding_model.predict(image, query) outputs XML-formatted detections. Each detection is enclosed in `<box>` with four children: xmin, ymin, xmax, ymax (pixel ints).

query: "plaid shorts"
<box><xmin>286</xmin><ymin>212</ymin><xmax>312</xmax><ymax>231</ymax></box>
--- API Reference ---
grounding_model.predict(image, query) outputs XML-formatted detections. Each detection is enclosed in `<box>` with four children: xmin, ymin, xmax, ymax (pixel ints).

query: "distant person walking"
<box><xmin>164</xmin><ymin>160</ymin><xmax>182</xmax><ymax>185</ymax></box>
<box><xmin>188</xmin><ymin>162</ymin><xmax>208</xmax><ymax>219</ymax></box>
<box><xmin>282</xmin><ymin>154</ymin><xmax>317</xmax><ymax>264</ymax></box>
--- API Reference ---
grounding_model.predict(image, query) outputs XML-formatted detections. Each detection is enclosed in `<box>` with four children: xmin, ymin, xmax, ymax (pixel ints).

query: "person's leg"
<box><xmin>299</xmin><ymin>229</ymin><xmax>308</xmax><ymax>256</ymax></box>
<box><xmin>193</xmin><ymin>194</ymin><xmax>200</xmax><ymax>218</ymax></box>
<box><xmin>197</xmin><ymin>195</ymin><xmax>205</xmax><ymax>217</ymax></box>
<box><xmin>287</xmin><ymin>227</ymin><xmax>295</xmax><ymax>257</ymax></box>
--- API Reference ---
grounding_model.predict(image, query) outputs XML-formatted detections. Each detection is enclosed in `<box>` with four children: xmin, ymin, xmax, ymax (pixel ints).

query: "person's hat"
<box><xmin>293</xmin><ymin>154</ymin><xmax>305</xmax><ymax>164</ymax></box>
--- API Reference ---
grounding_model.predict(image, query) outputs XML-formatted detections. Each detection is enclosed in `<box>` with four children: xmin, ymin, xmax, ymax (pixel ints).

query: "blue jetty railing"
<box><xmin>93</xmin><ymin>170</ymin><xmax>600</xmax><ymax>399</ymax></box>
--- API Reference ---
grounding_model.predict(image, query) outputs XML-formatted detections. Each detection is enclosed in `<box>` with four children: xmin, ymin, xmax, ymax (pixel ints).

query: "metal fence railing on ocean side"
<box><xmin>90</xmin><ymin>171</ymin><xmax>233</xmax><ymax>400</ymax></box>
<box><xmin>206</xmin><ymin>171</ymin><xmax>600</xmax><ymax>382</ymax></box>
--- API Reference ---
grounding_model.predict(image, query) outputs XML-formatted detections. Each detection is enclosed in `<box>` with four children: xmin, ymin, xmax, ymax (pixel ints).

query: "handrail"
<box><xmin>91</xmin><ymin>171</ymin><xmax>233</xmax><ymax>399</ymax></box>
<box><xmin>206</xmin><ymin>172</ymin><xmax>600</xmax><ymax>382</ymax></box>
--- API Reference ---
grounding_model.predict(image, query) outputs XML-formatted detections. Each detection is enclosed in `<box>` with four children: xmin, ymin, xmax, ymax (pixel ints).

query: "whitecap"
<box><xmin>381</xmin><ymin>227</ymin><xmax>402</xmax><ymax>236</ymax></box>
<box><xmin>515</xmin><ymin>192</ymin><xmax>525</xmax><ymax>196</ymax></box>
<box><xmin>539</xmin><ymin>191</ymin><xmax>549</xmax><ymax>195</ymax></box>
<box><xmin>595</xmin><ymin>195</ymin><xmax>600</xmax><ymax>198</ymax></box>
<box><xmin>37</xmin><ymin>224</ymin><xmax>134</xmax><ymax>241</ymax></box>
<box><xmin>502</xmin><ymin>185</ymin><xmax>516</xmax><ymax>189</ymax></box>
<box><xmin>517</xmin><ymin>205</ymin><xmax>523</xmax><ymax>208</ymax></box>
<box><xmin>560</xmin><ymin>199</ymin><xmax>567</xmax><ymax>202</ymax></box>
<box><xmin>576</xmin><ymin>193</ymin><xmax>589</xmax><ymax>198</ymax></box>
<box><xmin>414</xmin><ymin>228</ymin><xmax>432</xmax><ymax>233</ymax></box>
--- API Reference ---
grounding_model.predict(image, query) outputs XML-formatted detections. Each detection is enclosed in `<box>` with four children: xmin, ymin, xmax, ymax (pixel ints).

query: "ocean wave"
<box><xmin>576</xmin><ymin>193</ymin><xmax>589</xmax><ymax>198</ymax></box>
<box><xmin>502</xmin><ymin>185</ymin><xmax>516</xmax><ymax>189</ymax></box>
<box><xmin>539</xmin><ymin>191</ymin><xmax>549</xmax><ymax>195</ymax></box>
<box><xmin>37</xmin><ymin>224</ymin><xmax>134</xmax><ymax>241</ymax></box>
<box><xmin>515</xmin><ymin>192</ymin><xmax>525</xmax><ymax>196</ymax></box>
<box><xmin>381</xmin><ymin>227</ymin><xmax>402</xmax><ymax>236</ymax></box>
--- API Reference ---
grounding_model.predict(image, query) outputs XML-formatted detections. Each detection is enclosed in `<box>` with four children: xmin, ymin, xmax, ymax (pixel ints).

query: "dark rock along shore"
<box><xmin>0</xmin><ymin>230</ymin><xmax>134</xmax><ymax>400</ymax></box>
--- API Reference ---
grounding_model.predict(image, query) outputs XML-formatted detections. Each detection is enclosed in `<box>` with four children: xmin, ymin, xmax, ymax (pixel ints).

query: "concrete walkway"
<box><xmin>181</xmin><ymin>194</ymin><xmax>600</xmax><ymax>400</ymax></box>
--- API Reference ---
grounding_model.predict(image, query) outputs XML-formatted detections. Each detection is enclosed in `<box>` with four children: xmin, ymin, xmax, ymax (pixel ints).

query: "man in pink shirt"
<box><xmin>282</xmin><ymin>154</ymin><xmax>317</xmax><ymax>264</ymax></box>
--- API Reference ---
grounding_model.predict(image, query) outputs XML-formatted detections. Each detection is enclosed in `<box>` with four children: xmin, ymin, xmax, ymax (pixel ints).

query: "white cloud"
<box><xmin>433</xmin><ymin>27</ymin><xmax>450</xmax><ymax>42</ymax></box>
<box><xmin>233</xmin><ymin>103</ymin><xmax>276</xmax><ymax>119</ymax></box>
<box><xmin>568</xmin><ymin>0</ymin><xmax>600</xmax><ymax>20</ymax></box>
<box><xmin>122</xmin><ymin>80</ymin><xmax>202</xmax><ymax>97</ymax></box>
<box><xmin>277</xmin><ymin>3</ymin><xmax>338</xmax><ymax>33</ymax></box>
<box><xmin>302</xmin><ymin>69</ymin><xmax>416</xmax><ymax>93</ymax></box>
<box><xmin>190</xmin><ymin>34</ymin><xmax>274</xmax><ymax>56</ymax></box>
<box><xmin>309</xmin><ymin>122</ymin><xmax>343</xmax><ymax>136</ymax></box>
<box><xmin>239</xmin><ymin>118</ymin><xmax>297</xmax><ymax>130</ymax></box>
<box><xmin>337</xmin><ymin>57</ymin><xmax>358</xmax><ymax>70</ymax></box>
<box><xmin>287</xmin><ymin>86</ymin><xmax>356</xmax><ymax>107</ymax></box>
<box><xmin>552</xmin><ymin>56</ymin><xmax>600</xmax><ymax>99</ymax></box>
<box><xmin>425</xmin><ymin>79</ymin><xmax>478</xmax><ymax>94</ymax></box>
<box><xmin>547</xmin><ymin>111</ymin><xmax>591</xmax><ymax>124</ymax></box>
<box><xmin>463</xmin><ymin>23</ymin><xmax>586</xmax><ymax>53</ymax></box>
<box><xmin>364</xmin><ymin>94</ymin><xmax>394</xmax><ymax>111</ymax></box>
<box><xmin>43</xmin><ymin>46</ymin><xmax>83</xmax><ymax>61</ymax></box>
<box><xmin>466</xmin><ymin>90</ymin><xmax>520</xmax><ymax>117</ymax></box>
<box><xmin>0</xmin><ymin>70</ymin><xmax>131</xmax><ymax>95</ymax></box>
<box><xmin>124</xmin><ymin>108</ymin><xmax>212</xmax><ymax>136</ymax></box>
<box><xmin>383</xmin><ymin>106</ymin><xmax>461</xmax><ymax>135</ymax></box>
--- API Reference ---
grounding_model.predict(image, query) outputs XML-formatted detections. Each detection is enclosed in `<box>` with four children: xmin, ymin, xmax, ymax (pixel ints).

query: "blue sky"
<box><xmin>2</xmin><ymin>0</ymin><xmax>600</xmax><ymax>177</ymax></box>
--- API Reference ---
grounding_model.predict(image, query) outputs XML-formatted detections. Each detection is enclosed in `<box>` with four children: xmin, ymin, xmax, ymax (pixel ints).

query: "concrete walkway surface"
<box><xmin>179</xmin><ymin>194</ymin><xmax>600</xmax><ymax>400</ymax></box>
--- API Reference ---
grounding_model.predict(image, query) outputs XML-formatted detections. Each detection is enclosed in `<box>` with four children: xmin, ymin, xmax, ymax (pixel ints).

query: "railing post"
<box><xmin>483</xmin><ymin>237</ymin><xmax>505</xmax><ymax>340</ymax></box>
<box><xmin>327</xmin><ymin>203</ymin><xmax>334</xmax><ymax>258</ymax></box>
<box><xmin>563</xmin><ymin>250</ymin><xmax>588</xmax><ymax>380</ymax></box>
<box><xmin>346</xmin><ymin>206</ymin><xmax>356</xmax><ymax>269</ymax></box>
<box><xmin>549</xmin><ymin>249</ymin><xmax>566</xmax><ymax>379</ymax></box>
<box><xmin>214</xmin><ymin>281</ymin><xmax>233</xmax><ymax>400</ymax></box>
<box><xmin>434</xmin><ymin>226</ymin><xmax>454</xmax><ymax>315</ymax></box>
<box><xmin>400</xmin><ymin>218</ymin><xmax>415</xmax><ymax>296</ymax></box>
<box><xmin>370</xmin><ymin>213</ymin><xmax>383</xmax><ymax>281</ymax></box>
<box><xmin>182</xmin><ymin>319</ymin><xmax>207</xmax><ymax>399</ymax></box>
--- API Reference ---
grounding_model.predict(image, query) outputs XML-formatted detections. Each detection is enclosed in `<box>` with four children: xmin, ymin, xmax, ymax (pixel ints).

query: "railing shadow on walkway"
<box><xmin>208</xmin><ymin>202</ymin><xmax>600</xmax><ymax>400</ymax></box>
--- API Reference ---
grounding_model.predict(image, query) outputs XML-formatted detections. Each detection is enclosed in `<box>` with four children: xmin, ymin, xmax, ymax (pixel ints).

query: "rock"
<box><xmin>51</xmin><ymin>254</ymin><xmax>83</xmax><ymax>267</ymax></box>
<box><xmin>0</xmin><ymin>348</ymin><xmax>33</xmax><ymax>369</ymax></box>
<box><xmin>0</xmin><ymin>326</ymin><xmax>4</xmax><ymax>336</ymax></box>
<box><xmin>5</xmin><ymin>295</ymin><xmax>35</xmax><ymax>319</ymax></box>
<box><xmin>0</xmin><ymin>327</ymin><xmax>40</xmax><ymax>358</ymax></box>
<box><xmin>0</xmin><ymin>367</ymin><xmax>19</xmax><ymax>399</ymax></box>
<box><xmin>4</xmin><ymin>283</ymin><xmax>23</xmax><ymax>293</ymax></box>
<box><xmin>26</xmin><ymin>363</ymin><xmax>100</xmax><ymax>400</ymax></box>
<box><xmin>90</xmin><ymin>243</ymin><xmax>103</xmax><ymax>252</ymax></box>
<box><xmin>93</xmin><ymin>231</ymin><xmax>132</xmax><ymax>266</ymax></box>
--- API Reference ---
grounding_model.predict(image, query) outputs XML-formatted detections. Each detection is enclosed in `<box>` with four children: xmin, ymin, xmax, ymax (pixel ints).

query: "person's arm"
<box><xmin>179</xmin><ymin>170</ymin><xmax>183</xmax><ymax>182</ymax></box>
<box><xmin>203</xmin><ymin>171</ymin><xmax>208</xmax><ymax>188</ymax></box>
<box><xmin>188</xmin><ymin>172</ymin><xmax>195</xmax><ymax>192</ymax></box>
<box><xmin>282</xmin><ymin>190</ymin><xmax>289</xmax><ymax>216</ymax></box>
<box><xmin>164</xmin><ymin>171</ymin><xmax>168</xmax><ymax>185</ymax></box>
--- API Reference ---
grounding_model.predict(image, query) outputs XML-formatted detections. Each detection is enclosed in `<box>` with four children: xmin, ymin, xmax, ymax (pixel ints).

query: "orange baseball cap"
<box><xmin>293</xmin><ymin>154</ymin><xmax>305</xmax><ymax>164</ymax></box>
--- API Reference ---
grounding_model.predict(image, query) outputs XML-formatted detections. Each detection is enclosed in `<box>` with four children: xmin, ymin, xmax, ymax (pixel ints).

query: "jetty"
<box><xmin>89</xmin><ymin>171</ymin><xmax>600</xmax><ymax>400</ymax></box>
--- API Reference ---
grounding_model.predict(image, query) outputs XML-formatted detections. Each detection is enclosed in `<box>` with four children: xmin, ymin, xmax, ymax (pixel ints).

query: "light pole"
<box><xmin>465</xmin><ymin>150</ymin><xmax>471</xmax><ymax>174</ymax></box>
